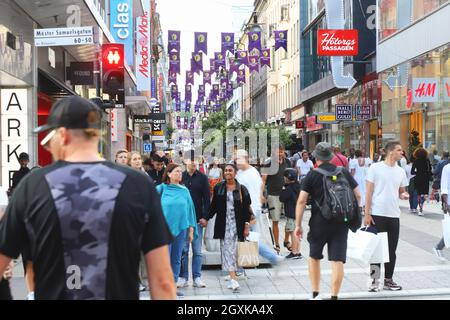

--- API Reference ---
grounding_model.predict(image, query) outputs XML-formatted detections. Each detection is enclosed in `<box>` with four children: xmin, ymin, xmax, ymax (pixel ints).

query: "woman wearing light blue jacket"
<box><xmin>156</xmin><ymin>163</ymin><xmax>197</xmax><ymax>296</ymax></box>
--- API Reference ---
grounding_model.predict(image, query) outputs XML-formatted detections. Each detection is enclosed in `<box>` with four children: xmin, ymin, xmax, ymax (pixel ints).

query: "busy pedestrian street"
<box><xmin>1</xmin><ymin>0</ymin><xmax>450</xmax><ymax>306</ymax></box>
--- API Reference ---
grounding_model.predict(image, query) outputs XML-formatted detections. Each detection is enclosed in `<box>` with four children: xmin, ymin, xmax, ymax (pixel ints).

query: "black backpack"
<box><xmin>315</xmin><ymin>167</ymin><xmax>358</xmax><ymax>224</ymax></box>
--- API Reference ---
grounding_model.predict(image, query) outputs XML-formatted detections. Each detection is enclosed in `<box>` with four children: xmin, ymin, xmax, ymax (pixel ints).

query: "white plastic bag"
<box><xmin>347</xmin><ymin>228</ymin><xmax>380</xmax><ymax>264</ymax></box>
<box><xmin>443</xmin><ymin>214</ymin><xmax>450</xmax><ymax>248</ymax></box>
<box><xmin>204</xmin><ymin>214</ymin><xmax>220</xmax><ymax>252</ymax></box>
<box><xmin>368</xmin><ymin>232</ymin><xmax>390</xmax><ymax>264</ymax></box>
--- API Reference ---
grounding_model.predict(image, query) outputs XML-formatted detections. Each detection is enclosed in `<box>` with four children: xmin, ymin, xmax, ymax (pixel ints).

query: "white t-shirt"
<box><xmin>296</xmin><ymin>159</ymin><xmax>314</xmax><ymax>177</ymax></box>
<box><xmin>236</xmin><ymin>165</ymin><xmax>263</xmax><ymax>214</ymax></box>
<box><xmin>404</xmin><ymin>164</ymin><xmax>416</xmax><ymax>182</ymax></box>
<box><xmin>441</xmin><ymin>163</ymin><xmax>450</xmax><ymax>205</ymax></box>
<box><xmin>366</xmin><ymin>162</ymin><xmax>408</xmax><ymax>218</ymax></box>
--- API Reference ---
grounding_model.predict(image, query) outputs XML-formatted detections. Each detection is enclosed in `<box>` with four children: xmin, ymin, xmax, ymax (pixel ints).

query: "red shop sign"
<box><xmin>317</xmin><ymin>29</ymin><xmax>359</xmax><ymax>56</ymax></box>
<box><xmin>295</xmin><ymin>120</ymin><xmax>304</xmax><ymax>129</ymax></box>
<box><xmin>306</xmin><ymin>116</ymin><xmax>323</xmax><ymax>132</ymax></box>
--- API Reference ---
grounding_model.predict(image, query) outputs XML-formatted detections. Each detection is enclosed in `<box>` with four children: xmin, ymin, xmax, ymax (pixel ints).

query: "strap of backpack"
<box><xmin>315</xmin><ymin>167</ymin><xmax>342</xmax><ymax>177</ymax></box>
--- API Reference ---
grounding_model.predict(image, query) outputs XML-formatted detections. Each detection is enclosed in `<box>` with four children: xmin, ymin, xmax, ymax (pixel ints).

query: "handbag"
<box><xmin>237</xmin><ymin>240</ymin><xmax>259</xmax><ymax>268</ymax></box>
<box><xmin>347</xmin><ymin>227</ymin><xmax>380</xmax><ymax>264</ymax></box>
<box><xmin>368</xmin><ymin>232</ymin><xmax>390</xmax><ymax>264</ymax></box>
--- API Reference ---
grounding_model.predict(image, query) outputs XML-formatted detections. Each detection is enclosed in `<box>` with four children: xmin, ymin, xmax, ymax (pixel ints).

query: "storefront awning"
<box><xmin>38</xmin><ymin>68</ymin><xmax>76</xmax><ymax>99</ymax></box>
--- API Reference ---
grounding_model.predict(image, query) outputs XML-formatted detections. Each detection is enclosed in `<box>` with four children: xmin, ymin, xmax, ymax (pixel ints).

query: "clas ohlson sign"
<box><xmin>110</xmin><ymin>0</ymin><xmax>133</xmax><ymax>67</ymax></box>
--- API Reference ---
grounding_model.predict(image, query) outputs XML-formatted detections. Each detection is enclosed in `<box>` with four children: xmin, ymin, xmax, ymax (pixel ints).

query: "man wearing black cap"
<box><xmin>0</xmin><ymin>96</ymin><xmax>176</xmax><ymax>300</ymax></box>
<box><xmin>9</xmin><ymin>152</ymin><xmax>30</xmax><ymax>195</ymax></box>
<box><xmin>294</xmin><ymin>142</ymin><xmax>361</xmax><ymax>300</ymax></box>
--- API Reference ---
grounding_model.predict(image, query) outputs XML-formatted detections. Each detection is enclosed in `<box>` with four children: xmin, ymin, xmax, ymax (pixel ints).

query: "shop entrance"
<box><xmin>410</xmin><ymin>110</ymin><xmax>424</xmax><ymax>145</ymax></box>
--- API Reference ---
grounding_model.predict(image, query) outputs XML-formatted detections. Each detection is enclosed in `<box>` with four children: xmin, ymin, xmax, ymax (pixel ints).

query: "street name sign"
<box><xmin>34</xmin><ymin>27</ymin><xmax>94</xmax><ymax>47</ymax></box>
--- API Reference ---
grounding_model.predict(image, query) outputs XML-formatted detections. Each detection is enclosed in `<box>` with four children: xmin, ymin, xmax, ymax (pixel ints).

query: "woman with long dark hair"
<box><xmin>411</xmin><ymin>148</ymin><xmax>433</xmax><ymax>216</ymax></box>
<box><xmin>156</xmin><ymin>164</ymin><xmax>197</xmax><ymax>297</ymax></box>
<box><xmin>207</xmin><ymin>164</ymin><xmax>251</xmax><ymax>291</ymax></box>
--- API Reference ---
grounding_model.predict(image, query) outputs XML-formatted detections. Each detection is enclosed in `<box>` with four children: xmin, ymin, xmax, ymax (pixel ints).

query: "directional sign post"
<box><xmin>354</xmin><ymin>105</ymin><xmax>372</xmax><ymax>121</ymax></box>
<box><xmin>143</xmin><ymin>143</ymin><xmax>152</xmax><ymax>153</ymax></box>
<box><xmin>335</xmin><ymin>104</ymin><xmax>353</xmax><ymax>121</ymax></box>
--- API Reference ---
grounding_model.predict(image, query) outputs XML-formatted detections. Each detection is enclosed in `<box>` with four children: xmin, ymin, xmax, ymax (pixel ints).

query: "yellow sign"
<box><xmin>152</xmin><ymin>130</ymin><xmax>164</xmax><ymax>136</ymax></box>
<box><xmin>317</xmin><ymin>114</ymin><xmax>336</xmax><ymax>122</ymax></box>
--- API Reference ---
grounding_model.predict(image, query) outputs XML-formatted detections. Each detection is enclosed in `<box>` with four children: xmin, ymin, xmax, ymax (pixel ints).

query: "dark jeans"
<box><xmin>436</xmin><ymin>237</ymin><xmax>446</xmax><ymax>251</ymax></box>
<box><xmin>370</xmin><ymin>215</ymin><xmax>400</xmax><ymax>280</ymax></box>
<box><xmin>409</xmin><ymin>188</ymin><xmax>418</xmax><ymax>210</ymax></box>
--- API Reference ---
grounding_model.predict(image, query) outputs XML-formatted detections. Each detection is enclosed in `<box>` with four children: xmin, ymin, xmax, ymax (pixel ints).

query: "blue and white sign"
<box><xmin>110</xmin><ymin>0</ymin><xmax>133</xmax><ymax>67</ymax></box>
<box><xmin>335</xmin><ymin>104</ymin><xmax>353</xmax><ymax>121</ymax></box>
<box><xmin>143</xmin><ymin>143</ymin><xmax>152</xmax><ymax>153</ymax></box>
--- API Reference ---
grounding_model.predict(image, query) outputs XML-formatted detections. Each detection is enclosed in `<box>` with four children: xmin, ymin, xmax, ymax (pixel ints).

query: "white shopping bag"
<box><xmin>247</xmin><ymin>231</ymin><xmax>260</xmax><ymax>242</ymax></box>
<box><xmin>368</xmin><ymin>232</ymin><xmax>390</xmax><ymax>264</ymax></box>
<box><xmin>204</xmin><ymin>215</ymin><xmax>220</xmax><ymax>252</ymax></box>
<box><xmin>347</xmin><ymin>228</ymin><xmax>380</xmax><ymax>264</ymax></box>
<box><xmin>443</xmin><ymin>214</ymin><xmax>450</xmax><ymax>248</ymax></box>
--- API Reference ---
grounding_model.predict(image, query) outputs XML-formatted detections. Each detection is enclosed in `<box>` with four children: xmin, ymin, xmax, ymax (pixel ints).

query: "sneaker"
<box><xmin>418</xmin><ymin>210</ymin><xmax>424</xmax><ymax>216</ymax></box>
<box><xmin>368</xmin><ymin>278</ymin><xmax>380</xmax><ymax>292</ymax></box>
<box><xmin>27</xmin><ymin>292</ymin><xmax>35</xmax><ymax>300</ymax></box>
<box><xmin>176</xmin><ymin>290</ymin><xmax>185</xmax><ymax>297</ymax></box>
<box><xmin>177</xmin><ymin>277</ymin><xmax>189</xmax><ymax>288</ymax></box>
<box><xmin>286</xmin><ymin>252</ymin><xmax>302</xmax><ymax>259</ymax></box>
<box><xmin>309</xmin><ymin>294</ymin><xmax>322</xmax><ymax>300</ymax></box>
<box><xmin>433</xmin><ymin>247</ymin><xmax>447</xmax><ymax>262</ymax></box>
<box><xmin>139</xmin><ymin>283</ymin><xmax>147</xmax><ymax>292</ymax></box>
<box><xmin>227</xmin><ymin>279</ymin><xmax>240</xmax><ymax>290</ymax></box>
<box><xmin>383</xmin><ymin>278</ymin><xmax>402</xmax><ymax>291</ymax></box>
<box><xmin>193</xmin><ymin>277</ymin><xmax>207</xmax><ymax>288</ymax></box>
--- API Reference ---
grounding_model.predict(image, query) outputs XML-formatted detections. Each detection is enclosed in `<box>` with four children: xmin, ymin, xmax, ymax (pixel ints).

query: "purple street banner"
<box><xmin>175</xmin><ymin>98</ymin><xmax>181</xmax><ymax>112</ymax></box>
<box><xmin>236</xmin><ymin>50</ymin><xmax>248</xmax><ymax>65</ymax></box>
<box><xmin>186</xmin><ymin>70</ymin><xmax>194</xmax><ymax>85</ymax></box>
<box><xmin>203</xmin><ymin>70</ymin><xmax>212</xmax><ymax>85</ymax></box>
<box><xmin>191</xmin><ymin>52</ymin><xmax>203</xmax><ymax>74</ymax></box>
<box><xmin>221</xmin><ymin>32</ymin><xmax>235</xmax><ymax>54</ymax></box>
<box><xmin>248</xmin><ymin>31</ymin><xmax>262</xmax><ymax>55</ymax></box>
<box><xmin>220</xmin><ymin>76</ymin><xmax>228</xmax><ymax>87</ymax></box>
<box><xmin>169</xmin><ymin>51</ymin><xmax>180</xmax><ymax>74</ymax></box>
<box><xmin>210</xmin><ymin>58</ymin><xmax>216</xmax><ymax>73</ymax></box>
<box><xmin>168</xmin><ymin>30</ymin><xmax>180</xmax><ymax>52</ymax></box>
<box><xmin>247</xmin><ymin>55</ymin><xmax>260</xmax><ymax>73</ymax></box>
<box><xmin>194</xmin><ymin>100</ymin><xmax>201</xmax><ymax>113</ymax></box>
<box><xmin>185</xmin><ymin>84</ymin><xmax>192</xmax><ymax>102</ymax></box>
<box><xmin>185</xmin><ymin>100</ymin><xmax>191</xmax><ymax>113</ymax></box>
<box><xmin>198</xmin><ymin>84</ymin><xmax>205</xmax><ymax>100</ymax></box>
<box><xmin>229</xmin><ymin>57</ymin><xmax>241</xmax><ymax>76</ymax></box>
<box><xmin>211</xmin><ymin>84</ymin><xmax>219</xmax><ymax>100</ymax></box>
<box><xmin>214</xmin><ymin>52</ymin><xmax>225</xmax><ymax>68</ymax></box>
<box><xmin>260</xmin><ymin>48</ymin><xmax>271</xmax><ymax>68</ymax></box>
<box><xmin>176</xmin><ymin>116</ymin><xmax>181</xmax><ymax>129</ymax></box>
<box><xmin>194</xmin><ymin>32</ymin><xmax>208</xmax><ymax>55</ymax></box>
<box><xmin>170</xmin><ymin>85</ymin><xmax>178</xmax><ymax>99</ymax></box>
<box><xmin>226</xmin><ymin>83</ymin><xmax>233</xmax><ymax>96</ymax></box>
<box><xmin>274</xmin><ymin>30</ymin><xmax>288</xmax><ymax>51</ymax></box>
<box><xmin>237</xmin><ymin>68</ymin><xmax>246</xmax><ymax>85</ymax></box>
<box><xmin>190</xmin><ymin>116</ymin><xmax>196</xmax><ymax>129</ymax></box>
<box><xmin>168</xmin><ymin>72</ymin><xmax>177</xmax><ymax>85</ymax></box>
<box><xmin>183</xmin><ymin>117</ymin><xmax>188</xmax><ymax>129</ymax></box>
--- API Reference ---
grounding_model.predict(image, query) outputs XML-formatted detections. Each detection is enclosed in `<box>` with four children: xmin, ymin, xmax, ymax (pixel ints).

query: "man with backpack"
<box><xmin>365</xmin><ymin>141</ymin><xmax>409</xmax><ymax>292</ymax></box>
<box><xmin>295</xmin><ymin>142</ymin><xmax>361</xmax><ymax>300</ymax></box>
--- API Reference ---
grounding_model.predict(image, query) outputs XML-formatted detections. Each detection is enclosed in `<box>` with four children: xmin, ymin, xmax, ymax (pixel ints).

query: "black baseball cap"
<box><xmin>34</xmin><ymin>96</ymin><xmax>101</xmax><ymax>134</ymax></box>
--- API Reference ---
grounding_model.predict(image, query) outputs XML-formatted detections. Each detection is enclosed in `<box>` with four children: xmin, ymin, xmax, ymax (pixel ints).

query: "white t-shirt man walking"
<box><xmin>365</xmin><ymin>141</ymin><xmax>409</xmax><ymax>293</ymax></box>
<box><xmin>296</xmin><ymin>151</ymin><xmax>314</xmax><ymax>181</ymax></box>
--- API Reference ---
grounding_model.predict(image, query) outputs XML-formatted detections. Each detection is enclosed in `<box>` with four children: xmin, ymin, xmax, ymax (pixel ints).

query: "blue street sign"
<box><xmin>143</xmin><ymin>143</ymin><xmax>152</xmax><ymax>153</ymax></box>
<box><xmin>110</xmin><ymin>0</ymin><xmax>134</xmax><ymax>67</ymax></box>
<box><xmin>335</xmin><ymin>104</ymin><xmax>353</xmax><ymax>121</ymax></box>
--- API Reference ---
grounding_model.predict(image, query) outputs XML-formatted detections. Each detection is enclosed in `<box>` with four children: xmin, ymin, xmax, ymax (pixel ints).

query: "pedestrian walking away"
<box><xmin>0</xmin><ymin>96</ymin><xmax>176</xmax><ymax>300</ymax></box>
<box><xmin>411</xmin><ymin>148</ymin><xmax>433</xmax><ymax>216</ymax></box>
<box><xmin>295</xmin><ymin>142</ymin><xmax>361</xmax><ymax>300</ymax></box>
<box><xmin>365</xmin><ymin>141</ymin><xmax>409</xmax><ymax>292</ymax></box>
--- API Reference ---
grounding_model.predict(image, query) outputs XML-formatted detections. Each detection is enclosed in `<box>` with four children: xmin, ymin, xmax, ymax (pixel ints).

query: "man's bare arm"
<box><xmin>145</xmin><ymin>245</ymin><xmax>176</xmax><ymax>300</ymax></box>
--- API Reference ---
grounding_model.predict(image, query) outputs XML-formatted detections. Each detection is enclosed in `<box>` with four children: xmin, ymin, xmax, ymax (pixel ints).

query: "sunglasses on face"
<box><xmin>40</xmin><ymin>129</ymin><xmax>57</xmax><ymax>149</ymax></box>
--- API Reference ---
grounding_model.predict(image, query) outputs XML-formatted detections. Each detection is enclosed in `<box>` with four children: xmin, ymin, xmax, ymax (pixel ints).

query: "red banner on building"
<box><xmin>306</xmin><ymin>116</ymin><xmax>323</xmax><ymax>132</ymax></box>
<box><xmin>317</xmin><ymin>29</ymin><xmax>358</xmax><ymax>56</ymax></box>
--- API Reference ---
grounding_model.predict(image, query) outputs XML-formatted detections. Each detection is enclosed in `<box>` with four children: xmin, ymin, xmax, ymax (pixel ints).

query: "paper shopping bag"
<box><xmin>237</xmin><ymin>241</ymin><xmax>259</xmax><ymax>268</ymax></box>
<box><xmin>347</xmin><ymin>228</ymin><xmax>380</xmax><ymax>264</ymax></box>
<box><xmin>443</xmin><ymin>214</ymin><xmax>450</xmax><ymax>248</ymax></box>
<box><xmin>369</xmin><ymin>232</ymin><xmax>390</xmax><ymax>264</ymax></box>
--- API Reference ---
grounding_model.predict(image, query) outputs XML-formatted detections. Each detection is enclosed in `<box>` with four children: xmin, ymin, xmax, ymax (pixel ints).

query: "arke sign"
<box><xmin>1</xmin><ymin>89</ymin><xmax>29</xmax><ymax>188</ymax></box>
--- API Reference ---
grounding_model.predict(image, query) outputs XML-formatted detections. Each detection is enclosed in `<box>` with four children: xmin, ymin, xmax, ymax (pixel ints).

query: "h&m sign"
<box><xmin>1</xmin><ymin>89</ymin><xmax>29</xmax><ymax>188</ymax></box>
